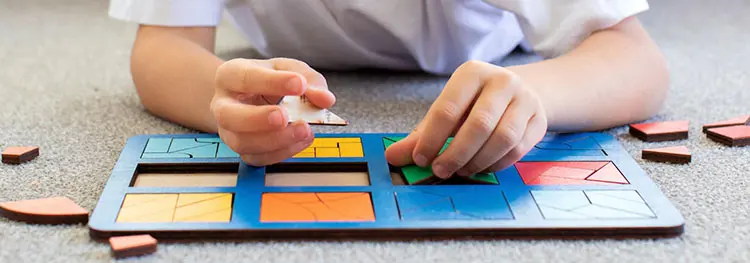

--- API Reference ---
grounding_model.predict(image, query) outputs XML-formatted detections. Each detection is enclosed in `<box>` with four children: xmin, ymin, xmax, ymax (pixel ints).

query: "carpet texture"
<box><xmin>1</xmin><ymin>0</ymin><xmax>749</xmax><ymax>262</ymax></box>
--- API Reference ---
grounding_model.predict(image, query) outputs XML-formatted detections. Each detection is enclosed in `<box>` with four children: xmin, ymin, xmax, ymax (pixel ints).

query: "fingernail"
<box><xmin>432</xmin><ymin>164</ymin><xmax>450</xmax><ymax>179</ymax></box>
<box><xmin>414</xmin><ymin>154</ymin><xmax>428</xmax><ymax>167</ymax></box>
<box><xmin>293</xmin><ymin>123</ymin><xmax>310</xmax><ymax>140</ymax></box>
<box><xmin>286</xmin><ymin>77</ymin><xmax>301</xmax><ymax>92</ymax></box>
<box><xmin>268</xmin><ymin>110</ymin><xmax>282</xmax><ymax>126</ymax></box>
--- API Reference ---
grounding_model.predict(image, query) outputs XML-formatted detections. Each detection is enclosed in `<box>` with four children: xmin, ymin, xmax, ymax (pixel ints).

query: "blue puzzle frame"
<box><xmin>88</xmin><ymin>132</ymin><xmax>685</xmax><ymax>240</ymax></box>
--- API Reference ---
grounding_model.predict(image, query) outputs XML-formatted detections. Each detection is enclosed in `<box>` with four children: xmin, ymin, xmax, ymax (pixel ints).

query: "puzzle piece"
<box><xmin>259</xmin><ymin>193</ymin><xmax>375</xmax><ymax>222</ymax></box>
<box><xmin>516</xmin><ymin>161</ymin><xmax>628</xmax><ymax>185</ymax></box>
<box><xmin>702</xmin><ymin>115</ymin><xmax>750</xmax><ymax>132</ymax></box>
<box><xmin>706</xmin><ymin>125</ymin><xmax>750</xmax><ymax>147</ymax></box>
<box><xmin>109</xmin><ymin>234</ymin><xmax>157</xmax><ymax>259</ymax></box>
<box><xmin>0</xmin><ymin>196</ymin><xmax>88</xmax><ymax>224</ymax></box>
<box><xmin>629</xmin><ymin>120</ymin><xmax>689</xmax><ymax>142</ymax></box>
<box><xmin>532</xmin><ymin>190</ymin><xmax>656</xmax><ymax>219</ymax></box>
<box><xmin>383</xmin><ymin>137</ymin><xmax>498</xmax><ymax>185</ymax></box>
<box><xmin>116</xmin><ymin>194</ymin><xmax>178</xmax><ymax>223</ymax></box>
<box><xmin>293</xmin><ymin>137</ymin><xmax>363</xmax><ymax>158</ymax></box>
<box><xmin>395</xmin><ymin>190</ymin><xmax>513</xmax><ymax>220</ymax></box>
<box><xmin>535</xmin><ymin>135</ymin><xmax>602</xmax><ymax>150</ymax></box>
<box><xmin>173</xmin><ymin>193</ymin><xmax>232</xmax><ymax>223</ymax></box>
<box><xmin>642</xmin><ymin>146</ymin><xmax>691</xmax><ymax>164</ymax></box>
<box><xmin>2</xmin><ymin>146</ymin><xmax>39</xmax><ymax>164</ymax></box>
<box><xmin>279</xmin><ymin>96</ymin><xmax>347</xmax><ymax>126</ymax></box>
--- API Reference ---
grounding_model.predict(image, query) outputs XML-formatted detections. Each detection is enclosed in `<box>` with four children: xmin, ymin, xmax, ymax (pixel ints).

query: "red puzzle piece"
<box><xmin>629</xmin><ymin>120</ymin><xmax>689</xmax><ymax>142</ymax></box>
<box><xmin>702</xmin><ymin>115</ymin><xmax>750</xmax><ymax>132</ymax></box>
<box><xmin>706</xmin><ymin>125</ymin><xmax>750</xmax><ymax>147</ymax></box>
<box><xmin>642</xmin><ymin>146</ymin><xmax>691</xmax><ymax>164</ymax></box>
<box><xmin>516</xmin><ymin>161</ymin><xmax>628</xmax><ymax>185</ymax></box>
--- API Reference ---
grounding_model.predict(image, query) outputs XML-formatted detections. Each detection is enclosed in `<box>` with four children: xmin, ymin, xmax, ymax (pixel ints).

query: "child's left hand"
<box><xmin>385</xmin><ymin>60</ymin><xmax>548</xmax><ymax>179</ymax></box>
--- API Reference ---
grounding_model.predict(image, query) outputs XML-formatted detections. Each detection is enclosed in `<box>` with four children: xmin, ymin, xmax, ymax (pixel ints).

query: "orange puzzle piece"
<box><xmin>109</xmin><ymin>234</ymin><xmax>158</xmax><ymax>259</ymax></box>
<box><xmin>0</xmin><ymin>196</ymin><xmax>89</xmax><ymax>224</ymax></box>
<box><xmin>2</xmin><ymin>146</ymin><xmax>39</xmax><ymax>164</ymax></box>
<box><xmin>260</xmin><ymin>192</ymin><xmax>375</xmax><ymax>222</ymax></box>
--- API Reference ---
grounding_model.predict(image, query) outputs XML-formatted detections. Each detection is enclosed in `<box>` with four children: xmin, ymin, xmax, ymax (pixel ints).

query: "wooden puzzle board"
<box><xmin>88</xmin><ymin>133</ymin><xmax>684</xmax><ymax>240</ymax></box>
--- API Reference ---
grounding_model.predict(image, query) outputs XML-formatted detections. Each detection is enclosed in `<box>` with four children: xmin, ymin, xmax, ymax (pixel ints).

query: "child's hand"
<box><xmin>211</xmin><ymin>58</ymin><xmax>335</xmax><ymax>166</ymax></box>
<box><xmin>385</xmin><ymin>60</ymin><xmax>548</xmax><ymax>178</ymax></box>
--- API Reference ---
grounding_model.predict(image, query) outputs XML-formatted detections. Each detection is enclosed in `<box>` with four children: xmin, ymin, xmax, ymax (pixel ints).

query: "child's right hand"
<box><xmin>211</xmin><ymin>58</ymin><xmax>336</xmax><ymax>166</ymax></box>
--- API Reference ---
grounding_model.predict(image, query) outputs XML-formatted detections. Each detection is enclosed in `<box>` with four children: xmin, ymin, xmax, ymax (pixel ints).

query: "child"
<box><xmin>108</xmin><ymin>0</ymin><xmax>668</xmax><ymax>179</ymax></box>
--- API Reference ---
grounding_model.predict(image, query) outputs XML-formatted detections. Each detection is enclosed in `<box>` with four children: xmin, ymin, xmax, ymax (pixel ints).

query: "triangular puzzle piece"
<box><xmin>279</xmin><ymin>96</ymin><xmax>347</xmax><ymax>126</ymax></box>
<box><xmin>642</xmin><ymin>145</ymin><xmax>691</xmax><ymax>163</ymax></box>
<box><xmin>585</xmin><ymin>162</ymin><xmax>628</xmax><ymax>184</ymax></box>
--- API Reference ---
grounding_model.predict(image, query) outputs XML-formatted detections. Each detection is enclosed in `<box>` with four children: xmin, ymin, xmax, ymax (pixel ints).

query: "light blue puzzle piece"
<box><xmin>168</xmin><ymin>138</ymin><xmax>218</xmax><ymax>158</ymax></box>
<box><xmin>537</xmin><ymin>205</ymin><xmax>591</xmax><ymax>219</ymax></box>
<box><xmin>585</xmin><ymin>191</ymin><xmax>655</xmax><ymax>218</ymax></box>
<box><xmin>395</xmin><ymin>191</ymin><xmax>457</xmax><ymax>220</ymax></box>
<box><xmin>144</xmin><ymin>138</ymin><xmax>172</xmax><ymax>153</ymax></box>
<box><xmin>196</xmin><ymin>138</ymin><xmax>222</xmax><ymax>143</ymax></box>
<box><xmin>531</xmin><ymin>190</ymin><xmax>591</xmax><ymax>211</ymax></box>
<box><xmin>217</xmin><ymin>143</ymin><xmax>239</xmax><ymax>158</ymax></box>
<box><xmin>452</xmin><ymin>191</ymin><xmax>513</xmax><ymax>219</ymax></box>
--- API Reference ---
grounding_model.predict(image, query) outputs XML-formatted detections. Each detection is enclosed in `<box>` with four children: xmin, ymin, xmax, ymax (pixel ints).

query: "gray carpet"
<box><xmin>1</xmin><ymin>0</ymin><xmax>749</xmax><ymax>262</ymax></box>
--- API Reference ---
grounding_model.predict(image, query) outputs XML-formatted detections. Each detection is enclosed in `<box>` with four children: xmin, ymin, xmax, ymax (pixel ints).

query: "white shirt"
<box><xmin>109</xmin><ymin>0</ymin><xmax>649</xmax><ymax>75</ymax></box>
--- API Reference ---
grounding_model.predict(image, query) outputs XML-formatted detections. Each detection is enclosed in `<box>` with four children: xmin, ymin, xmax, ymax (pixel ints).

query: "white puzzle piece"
<box><xmin>279</xmin><ymin>96</ymin><xmax>348</xmax><ymax>126</ymax></box>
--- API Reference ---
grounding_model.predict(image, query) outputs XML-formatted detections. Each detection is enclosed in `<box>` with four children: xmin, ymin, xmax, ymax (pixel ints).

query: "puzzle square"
<box><xmin>259</xmin><ymin>193</ymin><xmax>375</xmax><ymax>222</ymax></box>
<box><xmin>141</xmin><ymin>138</ymin><xmax>222</xmax><ymax>158</ymax></box>
<box><xmin>516</xmin><ymin>161</ymin><xmax>628</xmax><ymax>185</ymax></box>
<box><xmin>532</xmin><ymin>190</ymin><xmax>655</xmax><ymax>219</ymax></box>
<box><xmin>395</xmin><ymin>190</ymin><xmax>513</xmax><ymax>220</ymax></box>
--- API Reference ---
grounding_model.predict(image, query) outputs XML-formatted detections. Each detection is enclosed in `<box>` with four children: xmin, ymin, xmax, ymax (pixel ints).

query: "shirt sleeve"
<box><xmin>108</xmin><ymin>0</ymin><xmax>226</xmax><ymax>26</ymax></box>
<box><xmin>483</xmin><ymin>0</ymin><xmax>650</xmax><ymax>58</ymax></box>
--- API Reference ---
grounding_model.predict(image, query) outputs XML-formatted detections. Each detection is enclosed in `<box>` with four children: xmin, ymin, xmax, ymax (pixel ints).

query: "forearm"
<box><xmin>130</xmin><ymin>26</ymin><xmax>222</xmax><ymax>133</ymax></box>
<box><xmin>507</xmin><ymin>17</ymin><xmax>669</xmax><ymax>132</ymax></box>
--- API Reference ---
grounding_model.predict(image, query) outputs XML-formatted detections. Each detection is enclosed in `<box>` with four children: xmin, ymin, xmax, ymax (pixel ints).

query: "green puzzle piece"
<box><xmin>382</xmin><ymin>137</ymin><xmax>498</xmax><ymax>185</ymax></box>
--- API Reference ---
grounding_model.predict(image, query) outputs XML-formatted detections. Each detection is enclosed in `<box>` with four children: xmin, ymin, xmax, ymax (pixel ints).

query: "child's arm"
<box><xmin>130</xmin><ymin>25</ymin><xmax>223</xmax><ymax>132</ymax></box>
<box><xmin>507</xmin><ymin>16</ymin><xmax>669</xmax><ymax>132</ymax></box>
<box><xmin>130</xmin><ymin>25</ymin><xmax>335</xmax><ymax>166</ymax></box>
<box><xmin>385</xmin><ymin>17</ymin><xmax>669</xmax><ymax>177</ymax></box>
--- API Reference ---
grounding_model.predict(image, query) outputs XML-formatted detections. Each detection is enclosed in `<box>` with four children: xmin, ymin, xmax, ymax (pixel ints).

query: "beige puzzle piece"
<box><xmin>279</xmin><ymin>96</ymin><xmax>347</xmax><ymax>126</ymax></box>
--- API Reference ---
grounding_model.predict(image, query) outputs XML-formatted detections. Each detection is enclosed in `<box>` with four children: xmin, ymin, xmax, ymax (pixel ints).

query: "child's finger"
<box><xmin>240</xmin><ymin>134</ymin><xmax>315</xmax><ymax>166</ymax></box>
<box><xmin>212</xmin><ymin>97</ymin><xmax>288</xmax><ymax>133</ymax></box>
<box><xmin>270</xmin><ymin>58</ymin><xmax>336</xmax><ymax>109</ymax></box>
<box><xmin>480</xmin><ymin>113</ymin><xmax>546</xmax><ymax>173</ymax></box>
<box><xmin>384</xmin><ymin>121</ymin><xmax>425</xmax><ymax>166</ymax></box>
<box><xmin>215</xmin><ymin>58</ymin><xmax>307</xmax><ymax>97</ymax></box>
<box><xmin>221</xmin><ymin>121</ymin><xmax>312</xmax><ymax>154</ymax></box>
<box><xmin>467</xmin><ymin>93</ymin><xmax>536</xmax><ymax>174</ymax></box>
<box><xmin>432</xmin><ymin>77</ymin><xmax>516</xmax><ymax>178</ymax></box>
